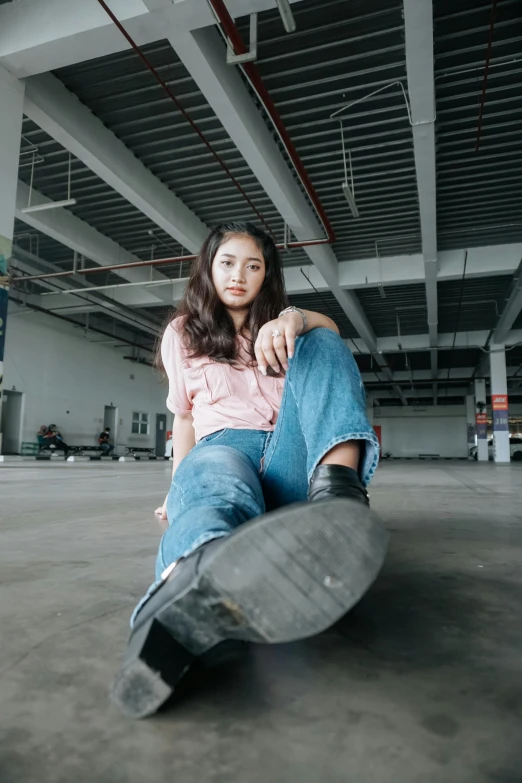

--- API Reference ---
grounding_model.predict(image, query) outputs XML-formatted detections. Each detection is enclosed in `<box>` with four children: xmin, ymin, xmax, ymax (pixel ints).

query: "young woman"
<box><xmin>112</xmin><ymin>222</ymin><xmax>387</xmax><ymax>718</ymax></box>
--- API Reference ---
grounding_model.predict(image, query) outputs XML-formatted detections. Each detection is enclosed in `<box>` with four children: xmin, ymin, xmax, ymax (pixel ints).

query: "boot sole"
<box><xmin>111</xmin><ymin>498</ymin><xmax>388</xmax><ymax>718</ymax></box>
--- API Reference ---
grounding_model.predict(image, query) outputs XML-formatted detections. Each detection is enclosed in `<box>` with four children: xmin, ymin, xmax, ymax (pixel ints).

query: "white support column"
<box><xmin>403</xmin><ymin>0</ymin><xmax>438</xmax><ymax>383</ymax></box>
<box><xmin>474</xmin><ymin>379</ymin><xmax>489</xmax><ymax>462</ymax></box>
<box><xmin>489</xmin><ymin>345</ymin><xmax>510</xmax><ymax>463</ymax></box>
<box><xmin>466</xmin><ymin>394</ymin><xmax>476</xmax><ymax>456</ymax></box>
<box><xmin>0</xmin><ymin>66</ymin><xmax>25</xmax><ymax>455</ymax></box>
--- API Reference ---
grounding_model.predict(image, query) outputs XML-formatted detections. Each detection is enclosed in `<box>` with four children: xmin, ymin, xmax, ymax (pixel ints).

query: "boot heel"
<box><xmin>110</xmin><ymin>618</ymin><xmax>195</xmax><ymax>719</ymax></box>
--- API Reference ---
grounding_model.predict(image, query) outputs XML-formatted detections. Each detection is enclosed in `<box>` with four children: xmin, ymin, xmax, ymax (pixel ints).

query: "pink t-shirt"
<box><xmin>161</xmin><ymin>317</ymin><xmax>284</xmax><ymax>442</ymax></box>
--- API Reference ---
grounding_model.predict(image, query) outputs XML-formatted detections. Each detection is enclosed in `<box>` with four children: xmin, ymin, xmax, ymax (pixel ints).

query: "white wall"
<box><xmin>374</xmin><ymin>405</ymin><xmax>468</xmax><ymax>458</ymax></box>
<box><xmin>3</xmin><ymin>304</ymin><xmax>169</xmax><ymax>450</ymax></box>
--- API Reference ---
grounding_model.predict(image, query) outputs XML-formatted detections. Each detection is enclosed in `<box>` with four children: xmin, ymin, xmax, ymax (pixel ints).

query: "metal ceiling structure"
<box><xmin>4</xmin><ymin>0</ymin><xmax>522</xmax><ymax>405</ymax></box>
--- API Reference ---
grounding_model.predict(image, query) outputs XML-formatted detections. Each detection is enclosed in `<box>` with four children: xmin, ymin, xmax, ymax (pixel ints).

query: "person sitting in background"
<box><xmin>99</xmin><ymin>427</ymin><xmax>114</xmax><ymax>455</ymax></box>
<box><xmin>46</xmin><ymin>424</ymin><xmax>69</xmax><ymax>454</ymax></box>
<box><xmin>37</xmin><ymin>425</ymin><xmax>50</xmax><ymax>450</ymax></box>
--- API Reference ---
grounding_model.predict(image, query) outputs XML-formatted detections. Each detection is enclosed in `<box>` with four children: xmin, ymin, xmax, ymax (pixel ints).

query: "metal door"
<box><xmin>155</xmin><ymin>413</ymin><xmax>167</xmax><ymax>456</ymax></box>
<box><xmin>1</xmin><ymin>390</ymin><xmax>24</xmax><ymax>454</ymax></box>
<box><xmin>103</xmin><ymin>405</ymin><xmax>118</xmax><ymax>445</ymax></box>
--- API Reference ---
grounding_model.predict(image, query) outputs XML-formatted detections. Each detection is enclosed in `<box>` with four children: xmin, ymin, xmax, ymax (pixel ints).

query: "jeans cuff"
<box><xmin>310</xmin><ymin>431</ymin><xmax>380</xmax><ymax>488</ymax></box>
<box><xmin>180</xmin><ymin>531</ymin><xmax>228</xmax><ymax>559</ymax></box>
<box><xmin>131</xmin><ymin>531</ymin><xmax>230</xmax><ymax>628</ymax></box>
<box><xmin>129</xmin><ymin>580</ymin><xmax>162</xmax><ymax>628</ymax></box>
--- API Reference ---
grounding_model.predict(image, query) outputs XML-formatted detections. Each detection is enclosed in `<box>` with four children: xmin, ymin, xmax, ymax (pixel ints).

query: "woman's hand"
<box><xmin>154</xmin><ymin>494</ymin><xmax>169</xmax><ymax>521</ymax></box>
<box><xmin>254</xmin><ymin>311</ymin><xmax>304</xmax><ymax>375</ymax></box>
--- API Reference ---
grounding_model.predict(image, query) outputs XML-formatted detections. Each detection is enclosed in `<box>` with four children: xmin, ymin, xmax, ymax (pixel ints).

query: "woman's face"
<box><xmin>211</xmin><ymin>234</ymin><xmax>266</xmax><ymax>311</ymax></box>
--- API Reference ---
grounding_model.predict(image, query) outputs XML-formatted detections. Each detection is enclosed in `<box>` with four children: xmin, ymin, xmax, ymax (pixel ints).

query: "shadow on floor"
<box><xmin>156</xmin><ymin>563</ymin><xmax>522</xmax><ymax>732</ymax></box>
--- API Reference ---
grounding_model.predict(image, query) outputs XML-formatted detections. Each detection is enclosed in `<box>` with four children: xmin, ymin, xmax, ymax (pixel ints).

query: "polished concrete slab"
<box><xmin>0</xmin><ymin>460</ymin><xmax>521</xmax><ymax>783</ymax></box>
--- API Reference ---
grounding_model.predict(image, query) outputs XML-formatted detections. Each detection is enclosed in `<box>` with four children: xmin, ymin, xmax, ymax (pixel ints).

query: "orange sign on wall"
<box><xmin>476</xmin><ymin>412</ymin><xmax>487</xmax><ymax>438</ymax></box>
<box><xmin>492</xmin><ymin>394</ymin><xmax>508</xmax><ymax>411</ymax></box>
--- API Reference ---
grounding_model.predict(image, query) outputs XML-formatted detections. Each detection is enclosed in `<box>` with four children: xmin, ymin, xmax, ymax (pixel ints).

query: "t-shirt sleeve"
<box><xmin>161</xmin><ymin>321</ymin><xmax>192</xmax><ymax>415</ymax></box>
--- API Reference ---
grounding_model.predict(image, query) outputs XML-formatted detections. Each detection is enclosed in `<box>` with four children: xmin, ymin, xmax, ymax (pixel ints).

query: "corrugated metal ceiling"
<box><xmin>437</xmin><ymin>274</ymin><xmax>513</xmax><ymax>332</ymax></box>
<box><xmin>288</xmin><ymin>291</ymin><xmax>359</xmax><ymax>340</ymax></box>
<box><xmin>355</xmin><ymin>283</ymin><xmax>428</xmax><ymax>337</ymax></box>
<box><xmin>11</xmin><ymin>0</ymin><xmax>522</xmax><ymax>396</ymax></box>
<box><xmin>251</xmin><ymin>0</ymin><xmax>421</xmax><ymax>261</ymax></box>
<box><xmin>435</xmin><ymin>0</ymin><xmax>522</xmax><ymax>250</ymax></box>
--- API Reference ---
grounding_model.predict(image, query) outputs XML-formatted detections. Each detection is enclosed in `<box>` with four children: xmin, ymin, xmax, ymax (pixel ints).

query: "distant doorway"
<box><xmin>1</xmin><ymin>390</ymin><xmax>25</xmax><ymax>454</ymax></box>
<box><xmin>103</xmin><ymin>405</ymin><xmax>118</xmax><ymax>443</ymax></box>
<box><xmin>155</xmin><ymin>413</ymin><xmax>167</xmax><ymax>457</ymax></box>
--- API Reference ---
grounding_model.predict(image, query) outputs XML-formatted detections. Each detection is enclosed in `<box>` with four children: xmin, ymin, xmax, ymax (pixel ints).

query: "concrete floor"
<box><xmin>0</xmin><ymin>460</ymin><xmax>521</xmax><ymax>783</ymax></box>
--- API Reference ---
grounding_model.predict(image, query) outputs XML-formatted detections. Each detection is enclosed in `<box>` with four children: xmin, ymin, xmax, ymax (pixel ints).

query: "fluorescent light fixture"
<box><xmin>275</xmin><ymin>0</ymin><xmax>296</xmax><ymax>33</ymax></box>
<box><xmin>21</xmin><ymin>198</ymin><xmax>77</xmax><ymax>214</ymax></box>
<box><xmin>342</xmin><ymin>182</ymin><xmax>360</xmax><ymax>219</ymax></box>
<box><xmin>23</xmin><ymin>150</ymin><xmax>77</xmax><ymax>214</ymax></box>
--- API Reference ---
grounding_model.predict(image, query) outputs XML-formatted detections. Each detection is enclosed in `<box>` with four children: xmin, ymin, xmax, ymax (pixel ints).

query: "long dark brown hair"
<box><xmin>158</xmin><ymin>222</ymin><xmax>289</xmax><ymax>369</ymax></box>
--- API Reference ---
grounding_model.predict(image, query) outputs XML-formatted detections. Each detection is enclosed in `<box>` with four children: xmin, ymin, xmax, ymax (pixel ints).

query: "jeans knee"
<box><xmin>179</xmin><ymin>444</ymin><xmax>258</xmax><ymax>483</ymax></box>
<box><xmin>301</xmin><ymin>326</ymin><xmax>342</xmax><ymax>345</ymax></box>
<box><xmin>295</xmin><ymin>327</ymin><xmax>344</xmax><ymax>361</ymax></box>
<box><xmin>173</xmin><ymin>444</ymin><xmax>264</xmax><ymax>514</ymax></box>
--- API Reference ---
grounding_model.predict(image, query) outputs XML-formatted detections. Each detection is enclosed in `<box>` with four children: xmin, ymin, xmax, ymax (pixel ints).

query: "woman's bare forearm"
<box><xmin>300</xmin><ymin>309</ymin><xmax>340</xmax><ymax>335</ymax></box>
<box><xmin>171</xmin><ymin>412</ymin><xmax>196</xmax><ymax>477</ymax></box>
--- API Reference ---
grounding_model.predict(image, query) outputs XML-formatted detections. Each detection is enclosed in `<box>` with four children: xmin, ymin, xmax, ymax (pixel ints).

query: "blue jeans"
<box><xmin>131</xmin><ymin>328</ymin><xmax>378</xmax><ymax>626</ymax></box>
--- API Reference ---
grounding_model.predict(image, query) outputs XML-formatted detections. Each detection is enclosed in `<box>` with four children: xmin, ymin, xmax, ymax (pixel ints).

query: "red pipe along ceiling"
<box><xmin>21</xmin><ymin>0</ymin><xmax>336</xmax><ymax>285</ymax></box>
<box><xmin>17</xmin><ymin>236</ymin><xmax>328</xmax><ymax>281</ymax></box>
<box><xmin>475</xmin><ymin>0</ymin><xmax>499</xmax><ymax>152</ymax></box>
<box><xmin>207</xmin><ymin>0</ymin><xmax>336</xmax><ymax>244</ymax></box>
<box><xmin>98</xmin><ymin>0</ymin><xmax>335</xmax><ymax>244</ymax></box>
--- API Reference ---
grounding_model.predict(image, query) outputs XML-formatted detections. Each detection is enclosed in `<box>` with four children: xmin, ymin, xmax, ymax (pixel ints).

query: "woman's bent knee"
<box><xmin>182</xmin><ymin>444</ymin><xmax>257</xmax><ymax>475</ymax></box>
<box><xmin>295</xmin><ymin>327</ymin><xmax>344</xmax><ymax>358</ymax></box>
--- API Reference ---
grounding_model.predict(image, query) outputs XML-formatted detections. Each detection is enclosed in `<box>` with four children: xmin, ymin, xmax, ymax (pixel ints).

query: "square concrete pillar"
<box><xmin>489</xmin><ymin>345</ymin><xmax>510</xmax><ymax>463</ymax></box>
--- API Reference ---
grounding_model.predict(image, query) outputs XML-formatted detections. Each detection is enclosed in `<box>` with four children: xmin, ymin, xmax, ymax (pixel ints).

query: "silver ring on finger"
<box><xmin>272</xmin><ymin>329</ymin><xmax>282</xmax><ymax>338</ymax></box>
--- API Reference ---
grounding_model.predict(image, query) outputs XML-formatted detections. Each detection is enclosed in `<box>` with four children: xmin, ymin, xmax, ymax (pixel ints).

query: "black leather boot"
<box><xmin>308</xmin><ymin>464</ymin><xmax>370</xmax><ymax>506</ymax></box>
<box><xmin>111</xmin><ymin>489</ymin><xmax>387</xmax><ymax>719</ymax></box>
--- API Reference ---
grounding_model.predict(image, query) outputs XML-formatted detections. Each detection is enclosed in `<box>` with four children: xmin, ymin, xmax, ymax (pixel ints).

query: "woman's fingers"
<box><xmin>254</xmin><ymin>332</ymin><xmax>275</xmax><ymax>375</ymax></box>
<box><xmin>254</xmin><ymin>338</ymin><xmax>267</xmax><ymax>375</ymax></box>
<box><xmin>261</xmin><ymin>334</ymin><xmax>282</xmax><ymax>374</ymax></box>
<box><xmin>284</xmin><ymin>327</ymin><xmax>297</xmax><ymax>360</ymax></box>
<box><xmin>273</xmin><ymin>334</ymin><xmax>289</xmax><ymax>370</ymax></box>
<box><xmin>255</xmin><ymin>323</ymin><xmax>295</xmax><ymax>375</ymax></box>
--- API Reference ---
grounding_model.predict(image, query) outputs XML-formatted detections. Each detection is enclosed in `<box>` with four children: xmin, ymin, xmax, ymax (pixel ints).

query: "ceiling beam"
<box><xmin>11</xmin><ymin>290</ymin><xmax>159</xmax><ymax>338</ymax></box>
<box><xmin>16</xmin><ymin>181</ymin><xmax>174</xmax><ymax>307</ymax></box>
<box><xmin>8</xmin><ymin>295</ymin><xmax>157</xmax><ymax>354</ymax></box>
<box><xmin>0</xmin><ymin>0</ymin><xmax>307</xmax><ymax>77</ymax></box>
<box><xmin>403</xmin><ymin>0</ymin><xmax>438</xmax><ymax>397</ymax></box>
<box><xmin>0</xmin><ymin>0</ymin><xmax>159</xmax><ymax>77</ymax></box>
<box><xmin>11</xmin><ymin>246</ymin><xmax>162</xmax><ymax>337</ymax></box>
<box><xmin>347</xmin><ymin>329</ymin><xmax>522</xmax><ymax>355</ymax></box>
<box><xmin>370</xmin><ymin>388</ymin><xmax>469</xmax><ymax>400</ymax></box>
<box><xmin>362</xmin><ymin>367</ymin><xmax>521</xmax><ymax>383</ymax></box>
<box><xmin>493</xmin><ymin>259</ymin><xmax>522</xmax><ymax>343</ymax></box>
<box><xmin>287</xmin><ymin>244</ymin><xmax>522</xmax><ymax>294</ymax></box>
<box><xmin>57</xmin><ymin>242</ymin><xmax>522</xmax><ymax>308</ymax></box>
<box><xmin>23</xmin><ymin>72</ymin><xmax>208</xmax><ymax>253</ymax></box>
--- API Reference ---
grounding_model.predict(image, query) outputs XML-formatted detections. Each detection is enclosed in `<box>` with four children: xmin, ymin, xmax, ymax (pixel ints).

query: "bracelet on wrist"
<box><xmin>278</xmin><ymin>306</ymin><xmax>307</xmax><ymax>333</ymax></box>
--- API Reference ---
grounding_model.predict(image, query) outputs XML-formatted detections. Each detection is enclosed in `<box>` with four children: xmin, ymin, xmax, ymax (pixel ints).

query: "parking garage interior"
<box><xmin>1</xmin><ymin>1</ymin><xmax>521</xmax><ymax>781</ymax></box>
